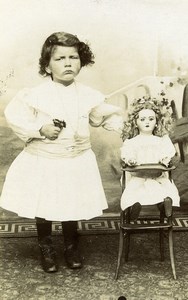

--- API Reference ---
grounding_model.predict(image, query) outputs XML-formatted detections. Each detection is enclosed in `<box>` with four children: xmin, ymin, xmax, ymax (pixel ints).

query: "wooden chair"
<box><xmin>114</xmin><ymin>163</ymin><xmax>177</xmax><ymax>280</ymax></box>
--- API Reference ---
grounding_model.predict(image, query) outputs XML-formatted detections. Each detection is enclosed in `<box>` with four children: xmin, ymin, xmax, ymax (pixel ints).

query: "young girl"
<box><xmin>120</xmin><ymin>97</ymin><xmax>180</xmax><ymax>220</ymax></box>
<box><xmin>0</xmin><ymin>31</ymin><xmax>123</xmax><ymax>273</ymax></box>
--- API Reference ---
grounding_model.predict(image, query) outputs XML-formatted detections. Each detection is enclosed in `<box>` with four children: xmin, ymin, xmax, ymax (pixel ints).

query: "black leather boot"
<box><xmin>36</xmin><ymin>218</ymin><xmax>58</xmax><ymax>273</ymax></box>
<box><xmin>158</xmin><ymin>198</ymin><xmax>173</xmax><ymax>218</ymax></box>
<box><xmin>64</xmin><ymin>243</ymin><xmax>82</xmax><ymax>269</ymax></box>
<box><xmin>62</xmin><ymin>221</ymin><xmax>82</xmax><ymax>269</ymax></box>
<box><xmin>38</xmin><ymin>236</ymin><xmax>58</xmax><ymax>273</ymax></box>
<box><xmin>129</xmin><ymin>202</ymin><xmax>142</xmax><ymax>221</ymax></box>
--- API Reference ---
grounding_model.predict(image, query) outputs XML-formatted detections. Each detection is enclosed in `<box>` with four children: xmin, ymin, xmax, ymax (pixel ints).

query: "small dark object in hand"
<box><xmin>53</xmin><ymin>119</ymin><xmax>66</xmax><ymax>129</ymax></box>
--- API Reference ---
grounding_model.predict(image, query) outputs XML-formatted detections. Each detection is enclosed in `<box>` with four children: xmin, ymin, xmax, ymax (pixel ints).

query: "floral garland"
<box><xmin>0</xmin><ymin>69</ymin><xmax>14</xmax><ymax>97</ymax></box>
<box><xmin>121</xmin><ymin>96</ymin><xmax>174</xmax><ymax>141</ymax></box>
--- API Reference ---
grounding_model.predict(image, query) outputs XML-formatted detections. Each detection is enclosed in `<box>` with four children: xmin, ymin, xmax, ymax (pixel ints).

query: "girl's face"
<box><xmin>46</xmin><ymin>46</ymin><xmax>81</xmax><ymax>86</ymax></box>
<box><xmin>136</xmin><ymin>109</ymin><xmax>156</xmax><ymax>134</ymax></box>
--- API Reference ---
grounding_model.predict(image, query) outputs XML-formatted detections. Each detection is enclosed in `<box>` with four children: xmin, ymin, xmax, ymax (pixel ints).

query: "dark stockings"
<box><xmin>36</xmin><ymin>218</ymin><xmax>78</xmax><ymax>247</ymax></box>
<box><xmin>61</xmin><ymin>221</ymin><xmax>78</xmax><ymax>248</ymax></box>
<box><xmin>36</xmin><ymin>217</ymin><xmax>52</xmax><ymax>241</ymax></box>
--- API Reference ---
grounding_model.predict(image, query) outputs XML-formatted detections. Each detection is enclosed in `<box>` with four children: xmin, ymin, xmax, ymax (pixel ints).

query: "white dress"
<box><xmin>120</xmin><ymin>134</ymin><xmax>180</xmax><ymax>210</ymax></box>
<box><xmin>0</xmin><ymin>79</ymin><xmax>122</xmax><ymax>221</ymax></box>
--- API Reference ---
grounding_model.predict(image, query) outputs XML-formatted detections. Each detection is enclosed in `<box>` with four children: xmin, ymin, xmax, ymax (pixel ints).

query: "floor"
<box><xmin>0</xmin><ymin>231</ymin><xmax>188</xmax><ymax>300</ymax></box>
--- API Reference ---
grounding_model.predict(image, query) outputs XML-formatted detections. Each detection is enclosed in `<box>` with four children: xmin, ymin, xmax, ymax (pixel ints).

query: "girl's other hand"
<box><xmin>39</xmin><ymin>124</ymin><xmax>61</xmax><ymax>140</ymax></box>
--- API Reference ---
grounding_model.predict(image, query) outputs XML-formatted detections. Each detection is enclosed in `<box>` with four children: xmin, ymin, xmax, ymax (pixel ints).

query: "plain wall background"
<box><xmin>1</xmin><ymin>0</ymin><xmax>188</xmax><ymax>97</ymax></box>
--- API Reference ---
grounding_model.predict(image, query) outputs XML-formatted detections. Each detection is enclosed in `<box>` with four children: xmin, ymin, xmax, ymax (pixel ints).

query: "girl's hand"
<box><xmin>39</xmin><ymin>124</ymin><xmax>61</xmax><ymax>140</ymax></box>
<box><xmin>127</xmin><ymin>158</ymin><xmax>137</xmax><ymax>166</ymax></box>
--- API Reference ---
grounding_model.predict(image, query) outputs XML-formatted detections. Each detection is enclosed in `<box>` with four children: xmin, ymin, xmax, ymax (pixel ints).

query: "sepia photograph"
<box><xmin>0</xmin><ymin>0</ymin><xmax>188</xmax><ymax>299</ymax></box>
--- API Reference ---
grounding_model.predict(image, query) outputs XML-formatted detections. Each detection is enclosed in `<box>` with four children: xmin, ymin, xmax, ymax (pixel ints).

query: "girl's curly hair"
<box><xmin>39</xmin><ymin>32</ymin><xmax>95</xmax><ymax>76</ymax></box>
<box><xmin>121</xmin><ymin>97</ymin><xmax>174</xmax><ymax>141</ymax></box>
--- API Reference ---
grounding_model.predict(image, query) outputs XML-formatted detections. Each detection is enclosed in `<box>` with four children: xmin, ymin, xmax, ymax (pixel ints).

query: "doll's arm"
<box><xmin>121</xmin><ymin>140</ymin><xmax>138</xmax><ymax>166</ymax></box>
<box><xmin>5</xmin><ymin>89</ymin><xmax>47</xmax><ymax>142</ymax></box>
<box><xmin>159</xmin><ymin>135</ymin><xmax>177</xmax><ymax>167</ymax></box>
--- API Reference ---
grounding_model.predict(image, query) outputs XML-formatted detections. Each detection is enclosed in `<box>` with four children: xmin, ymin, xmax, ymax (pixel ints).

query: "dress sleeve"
<box><xmin>159</xmin><ymin>135</ymin><xmax>176</xmax><ymax>160</ymax></box>
<box><xmin>120</xmin><ymin>139</ymin><xmax>136</xmax><ymax>163</ymax></box>
<box><xmin>89</xmin><ymin>101</ymin><xmax>123</xmax><ymax>132</ymax></box>
<box><xmin>4</xmin><ymin>88</ymin><xmax>46</xmax><ymax>142</ymax></box>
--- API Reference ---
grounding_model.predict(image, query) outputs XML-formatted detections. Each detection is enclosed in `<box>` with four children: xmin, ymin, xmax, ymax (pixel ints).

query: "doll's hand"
<box><xmin>127</xmin><ymin>158</ymin><xmax>137</xmax><ymax>166</ymax></box>
<box><xmin>160</xmin><ymin>157</ymin><xmax>171</xmax><ymax>167</ymax></box>
<box><xmin>39</xmin><ymin>124</ymin><xmax>61</xmax><ymax>140</ymax></box>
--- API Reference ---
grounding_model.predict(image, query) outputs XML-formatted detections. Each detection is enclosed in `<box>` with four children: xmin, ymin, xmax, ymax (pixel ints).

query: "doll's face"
<box><xmin>136</xmin><ymin>109</ymin><xmax>156</xmax><ymax>134</ymax></box>
<box><xmin>46</xmin><ymin>46</ymin><xmax>81</xmax><ymax>86</ymax></box>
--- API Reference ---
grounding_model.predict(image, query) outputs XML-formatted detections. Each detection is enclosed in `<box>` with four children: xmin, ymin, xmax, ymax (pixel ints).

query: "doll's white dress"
<box><xmin>120</xmin><ymin>134</ymin><xmax>180</xmax><ymax>210</ymax></box>
<box><xmin>0</xmin><ymin>79</ymin><xmax>122</xmax><ymax>221</ymax></box>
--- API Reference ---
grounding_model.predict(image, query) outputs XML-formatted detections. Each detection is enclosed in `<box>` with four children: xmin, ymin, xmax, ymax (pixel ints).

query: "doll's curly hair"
<box><xmin>39</xmin><ymin>32</ymin><xmax>95</xmax><ymax>76</ymax></box>
<box><xmin>121</xmin><ymin>97</ymin><xmax>174</xmax><ymax>141</ymax></box>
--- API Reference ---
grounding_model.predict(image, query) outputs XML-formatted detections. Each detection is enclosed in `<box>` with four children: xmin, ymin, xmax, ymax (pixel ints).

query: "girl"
<box><xmin>120</xmin><ymin>97</ymin><xmax>180</xmax><ymax>220</ymax></box>
<box><xmin>0</xmin><ymin>31</ymin><xmax>123</xmax><ymax>273</ymax></box>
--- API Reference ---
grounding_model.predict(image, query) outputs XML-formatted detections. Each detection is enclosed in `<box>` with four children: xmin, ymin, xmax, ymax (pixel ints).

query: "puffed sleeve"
<box><xmin>120</xmin><ymin>139</ymin><xmax>136</xmax><ymax>163</ymax></box>
<box><xmin>4</xmin><ymin>88</ymin><xmax>46</xmax><ymax>143</ymax></box>
<box><xmin>159</xmin><ymin>135</ymin><xmax>176</xmax><ymax>161</ymax></box>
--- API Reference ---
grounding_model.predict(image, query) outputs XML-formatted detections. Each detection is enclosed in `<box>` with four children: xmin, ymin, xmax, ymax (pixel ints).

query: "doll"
<box><xmin>120</xmin><ymin>97</ymin><xmax>180</xmax><ymax>220</ymax></box>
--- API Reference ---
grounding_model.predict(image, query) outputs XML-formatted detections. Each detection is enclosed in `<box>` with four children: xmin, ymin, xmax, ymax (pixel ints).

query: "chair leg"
<box><xmin>115</xmin><ymin>228</ymin><xmax>124</xmax><ymax>280</ymax></box>
<box><xmin>124</xmin><ymin>208</ymin><xmax>131</xmax><ymax>262</ymax></box>
<box><xmin>159</xmin><ymin>208</ymin><xmax>165</xmax><ymax>261</ymax></box>
<box><xmin>168</xmin><ymin>226</ymin><xmax>177</xmax><ymax>280</ymax></box>
<box><xmin>124</xmin><ymin>232</ymin><xmax>130</xmax><ymax>261</ymax></box>
<box><xmin>159</xmin><ymin>229</ymin><xmax>165</xmax><ymax>261</ymax></box>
